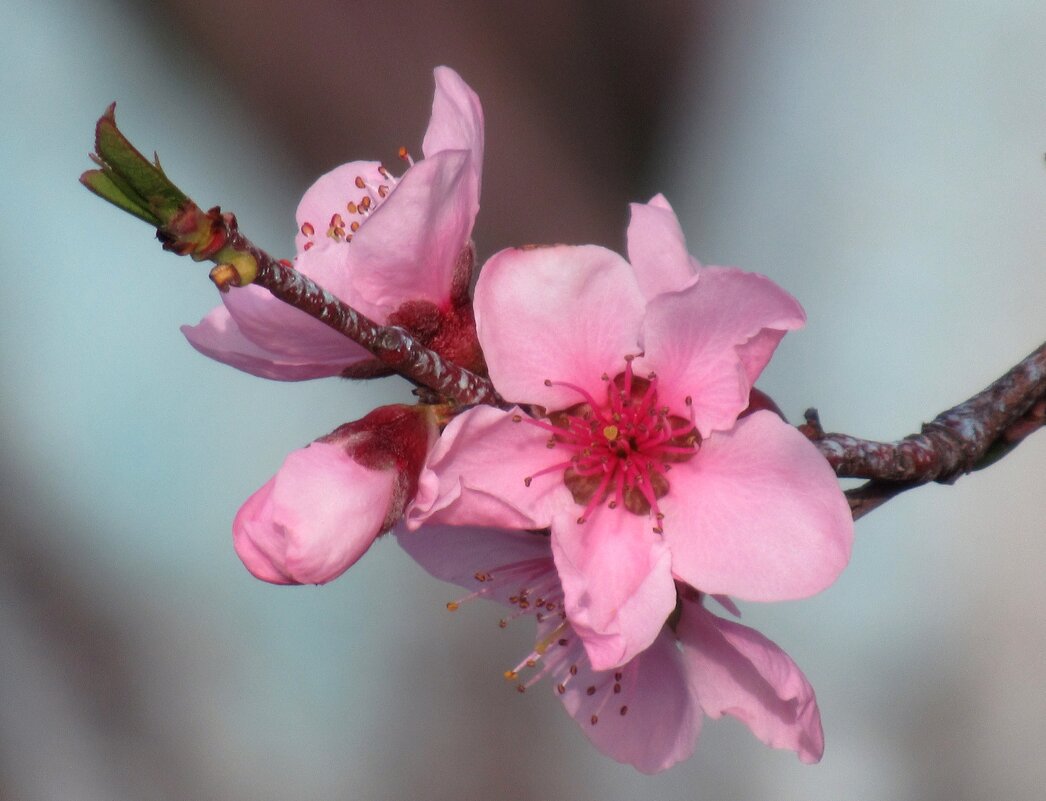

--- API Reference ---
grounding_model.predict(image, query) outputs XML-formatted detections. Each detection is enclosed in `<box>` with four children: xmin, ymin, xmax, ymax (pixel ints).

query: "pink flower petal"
<box><xmin>344</xmin><ymin>67</ymin><xmax>483</xmax><ymax>317</ymax></box>
<box><xmin>233</xmin><ymin>442</ymin><xmax>395</xmax><ymax>585</ymax></box>
<box><xmin>181</xmin><ymin>299</ymin><xmax>370</xmax><ymax>381</ymax></box>
<box><xmin>626</xmin><ymin>194</ymin><xmax>701</xmax><ymax>300</ymax></box>
<box><xmin>294</xmin><ymin>160</ymin><xmax>385</xmax><ymax>257</ymax></box>
<box><xmin>662</xmin><ymin>410</ymin><xmax>853</xmax><ymax>601</ymax></box>
<box><xmin>556</xmin><ymin>627</ymin><xmax>702</xmax><ymax>774</ymax></box>
<box><xmin>348</xmin><ymin>150</ymin><xmax>476</xmax><ymax>317</ymax></box>
<box><xmin>230</xmin><ymin>476</ymin><xmax>285</xmax><ymax>583</ymax></box>
<box><xmin>422</xmin><ymin>66</ymin><xmax>484</xmax><ymax>184</ymax></box>
<box><xmin>550</xmin><ymin>507</ymin><xmax>676</xmax><ymax>670</ymax></box>
<box><xmin>639</xmin><ymin>267</ymin><xmax>806</xmax><ymax>435</ymax></box>
<box><xmin>406</xmin><ymin>406</ymin><xmax>574</xmax><ymax>530</ymax></box>
<box><xmin>475</xmin><ymin>245</ymin><xmax>645</xmax><ymax>409</ymax></box>
<box><xmin>737</xmin><ymin>328</ymin><xmax>788</xmax><ymax>386</ymax></box>
<box><xmin>679</xmin><ymin>602</ymin><xmax>824</xmax><ymax>763</ymax></box>
<box><xmin>396</xmin><ymin>525</ymin><xmax>555</xmax><ymax>608</ymax></box>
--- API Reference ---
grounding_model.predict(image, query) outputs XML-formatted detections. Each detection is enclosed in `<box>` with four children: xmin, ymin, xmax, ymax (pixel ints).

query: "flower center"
<box><xmin>519</xmin><ymin>356</ymin><xmax>699</xmax><ymax>533</ymax></box>
<box><xmin>298</xmin><ymin>148</ymin><xmax>415</xmax><ymax>251</ymax></box>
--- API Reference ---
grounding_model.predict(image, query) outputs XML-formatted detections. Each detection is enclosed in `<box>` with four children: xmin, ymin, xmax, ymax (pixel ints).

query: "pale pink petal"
<box><xmin>346</xmin><ymin>67</ymin><xmax>483</xmax><ymax>316</ymax></box>
<box><xmin>661</xmin><ymin>411</ymin><xmax>853</xmax><ymax>601</ymax></box>
<box><xmin>639</xmin><ymin>267</ymin><xmax>806</xmax><ymax>435</ymax></box>
<box><xmin>231</xmin><ymin>476</ymin><xmax>285</xmax><ymax>583</ymax></box>
<box><xmin>294</xmin><ymin>160</ymin><xmax>385</xmax><ymax>256</ymax></box>
<box><xmin>181</xmin><ymin>300</ymin><xmax>370</xmax><ymax>381</ymax></box>
<box><xmin>550</xmin><ymin>507</ymin><xmax>676</xmax><ymax>670</ymax></box>
<box><xmin>647</xmin><ymin>194</ymin><xmax>672</xmax><ymax>210</ymax></box>
<box><xmin>348</xmin><ymin>150</ymin><xmax>473</xmax><ymax>317</ymax></box>
<box><xmin>406</xmin><ymin>406</ymin><xmax>574</xmax><ymax>530</ymax></box>
<box><xmin>738</xmin><ymin>328</ymin><xmax>788</xmax><ymax>386</ymax></box>
<box><xmin>422</xmin><ymin>66</ymin><xmax>484</xmax><ymax>184</ymax></box>
<box><xmin>396</xmin><ymin>525</ymin><xmax>556</xmax><ymax>607</ymax></box>
<box><xmin>475</xmin><ymin>245</ymin><xmax>645</xmax><ymax>409</ymax></box>
<box><xmin>556</xmin><ymin>627</ymin><xmax>702</xmax><ymax>774</ymax></box>
<box><xmin>678</xmin><ymin>602</ymin><xmax>824</xmax><ymax>763</ymax></box>
<box><xmin>626</xmin><ymin>194</ymin><xmax>700</xmax><ymax>300</ymax></box>
<box><xmin>233</xmin><ymin>442</ymin><xmax>395</xmax><ymax>585</ymax></box>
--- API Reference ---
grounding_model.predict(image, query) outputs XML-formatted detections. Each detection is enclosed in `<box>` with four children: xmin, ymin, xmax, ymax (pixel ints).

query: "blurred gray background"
<box><xmin>1</xmin><ymin>1</ymin><xmax>1043</xmax><ymax>799</ymax></box>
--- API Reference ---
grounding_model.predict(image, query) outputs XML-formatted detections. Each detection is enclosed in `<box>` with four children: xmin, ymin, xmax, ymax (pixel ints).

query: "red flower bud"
<box><xmin>234</xmin><ymin>405</ymin><xmax>437</xmax><ymax>585</ymax></box>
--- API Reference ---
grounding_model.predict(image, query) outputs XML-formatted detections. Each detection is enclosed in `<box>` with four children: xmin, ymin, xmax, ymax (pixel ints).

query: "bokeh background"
<box><xmin>2</xmin><ymin>1</ymin><xmax>1044</xmax><ymax>799</ymax></box>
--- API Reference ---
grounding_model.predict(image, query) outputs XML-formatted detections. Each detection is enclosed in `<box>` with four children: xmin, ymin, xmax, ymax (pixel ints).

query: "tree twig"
<box><xmin>81</xmin><ymin>104</ymin><xmax>499</xmax><ymax>407</ymax></box>
<box><xmin>799</xmin><ymin>343</ymin><xmax>1046</xmax><ymax>519</ymax></box>
<box><xmin>248</xmin><ymin>249</ymin><xmax>500</xmax><ymax>405</ymax></box>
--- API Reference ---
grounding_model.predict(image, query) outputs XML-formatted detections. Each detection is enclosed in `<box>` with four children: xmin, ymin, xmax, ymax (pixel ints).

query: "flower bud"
<box><xmin>233</xmin><ymin>404</ymin><xmax>437</xmax><ymax>585</ymax></box>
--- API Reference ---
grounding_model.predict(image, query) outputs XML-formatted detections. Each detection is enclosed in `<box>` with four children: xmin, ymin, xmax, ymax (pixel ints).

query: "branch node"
<box><xmin>799</xmin><ymin>408</ymin><xmax>825</xmax><ymax>440</ymax></box>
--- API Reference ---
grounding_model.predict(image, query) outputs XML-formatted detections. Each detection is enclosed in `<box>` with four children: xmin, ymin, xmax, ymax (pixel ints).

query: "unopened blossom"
<box><xmin>183</xmin><ymin>66</ymin><xmax>485</xmax><ymax>379</ymax></box>
<box><xmin>236</xmin><ymin>405</ymin><xmax>436</xmax><ymax>584</ymax></box>
<box><xmin>397</xmin><ymin>525</ymin><xmax>824</xmax><ymax>773</ymax></box>
<box><xmin>408</xmin><ymin>196</ymin><xmax>854</xmax><ymax>670</ymax></box>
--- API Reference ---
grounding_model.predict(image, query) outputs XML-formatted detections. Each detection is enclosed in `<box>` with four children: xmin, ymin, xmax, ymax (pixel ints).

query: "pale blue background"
<box><xmin>1</xmin><ymin>2</ymin><xmax>1043</xmax><ymax>799</ymax></box>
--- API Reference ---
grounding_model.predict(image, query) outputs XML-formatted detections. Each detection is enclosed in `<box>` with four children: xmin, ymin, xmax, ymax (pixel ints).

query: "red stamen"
<box><xmin>544</xmin><ymin>378</ymin><xmax>605</xmax><ymax>414</ymax></box>
<box><xmin>521</xmin><ymin>357</ymin><xmax>698</xmax><ymax>529</ymax></box>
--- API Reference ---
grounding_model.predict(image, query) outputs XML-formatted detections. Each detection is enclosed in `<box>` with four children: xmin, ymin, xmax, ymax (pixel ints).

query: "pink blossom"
<box><xmin>236</xmin><ymin>405</ymin><xmax>436</xmax><ymax>584</ymax></box>
<box><xmin>397</xmin><ymin>525</ymin><xmax>824</xmax><ymax>773</ymax></box>
<box><xmin>408</xmin><ymin>196</ymin><xmax>854</xmax><ymax>670</ymax></box>
<box><xmin>182</xmin><ymin>66</ymin><xmax>484</xmax><ymax>379</ymax></box>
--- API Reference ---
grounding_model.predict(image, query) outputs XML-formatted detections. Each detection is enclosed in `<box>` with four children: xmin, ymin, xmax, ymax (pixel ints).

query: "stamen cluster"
<box><xmin>446</xmin><ymin>555</ymin><xmax>630</xmax><ymax>722</ymax></box>
<box><xmin>519</xmin><ymin>356</ymin><xmax>699</xmax><ymax>532</ymax></box>
<box><xmin>299</xmin><ymin>149</ymin><xmax>414</xmax><ymax>249</ymax></box>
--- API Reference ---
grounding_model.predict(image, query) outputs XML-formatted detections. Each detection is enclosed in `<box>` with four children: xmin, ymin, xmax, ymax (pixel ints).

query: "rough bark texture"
<box><xmin>800</xmin><ymin>343</ymin><xmax>1046</xmax><ymax>519</ymax></box>
<box><xmin>248</xmin><ymin>252</ymin><xmax>500</xmax><ymax>406</ymax></box>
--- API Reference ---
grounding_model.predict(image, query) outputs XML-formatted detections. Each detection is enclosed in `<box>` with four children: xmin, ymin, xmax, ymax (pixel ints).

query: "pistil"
<box><xmin>518</xmin><ymin>356</ymin><xmax>700</xmax><ymax>531</ymax></box>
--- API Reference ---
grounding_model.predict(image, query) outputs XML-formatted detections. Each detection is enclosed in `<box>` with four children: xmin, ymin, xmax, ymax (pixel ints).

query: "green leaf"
<box><xmin>80</xmin><ymin>169</ymin><xmax>161</xmax><ymax>226</ymax></box>
<box><xmin>92</xmin><ymin>103</ymin><xmax>188</xmax><ymax>221</ymax></box>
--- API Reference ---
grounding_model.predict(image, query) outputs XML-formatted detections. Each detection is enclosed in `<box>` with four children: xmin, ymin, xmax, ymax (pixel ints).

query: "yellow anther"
<box><xmin>603</xmin><ymin>425</ymin><xmax>619</xmax><ymax>441</ymax></box>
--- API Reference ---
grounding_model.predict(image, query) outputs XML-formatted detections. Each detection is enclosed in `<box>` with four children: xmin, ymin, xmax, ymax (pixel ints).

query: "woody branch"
<box><xmin>81</xmin><ymin>108</ymin><xmax>1044</xmax><ymax>519</ymax></box>
<box><xmin>801</xmin><ymin>342</ymin><xmax>1046</xmax><ymax>519</ymax></box>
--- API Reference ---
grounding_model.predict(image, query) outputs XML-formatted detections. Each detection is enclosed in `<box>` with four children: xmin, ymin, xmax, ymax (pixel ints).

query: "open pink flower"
<box><xmin>236</xmin><ymin>405</ymin><xmax>436</xmax><ymax>584</ymax></box>
<box><xmin>397</xmin><ymin>525</ymin><xmax>824</xmax><ymax>773</ymax></box>
<box><xmin>408</xmin><ymin>196</ymin><xmax>854</xmax><ymax>670</ymax></box>
<box><xmin>182</xmin><ymin>66</ymin><xmax>484</xmax><ymax>380</ymax></box>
